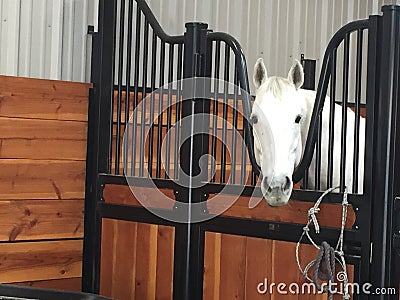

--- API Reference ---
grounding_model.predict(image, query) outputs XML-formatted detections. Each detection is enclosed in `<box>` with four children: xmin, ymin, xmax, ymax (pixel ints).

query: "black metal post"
<box><xmin>82</xmin><ymin>0</ymin><xmax>116</xmax><ymax>293</ymax></box>
<box><xmin>173</xmin><ymin>22</ymin><xmax>211</xmax><ymax>300</ymax></box>
<box><xmin>370</xmin><ymin>5</ymin><xmax>400</xmax><ymax>299</ymax></box>
<box><xmin>301</xmin><ymin>54</ymin><xmax>316</xmax><ymax>90</ymax></box>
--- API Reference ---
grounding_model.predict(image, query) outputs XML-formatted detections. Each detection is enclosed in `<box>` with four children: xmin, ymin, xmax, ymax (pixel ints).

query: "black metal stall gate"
<box><xmin>83</xmin><ymin>0</ymin><xmax>400</xmax><ymax>299</ymax></box>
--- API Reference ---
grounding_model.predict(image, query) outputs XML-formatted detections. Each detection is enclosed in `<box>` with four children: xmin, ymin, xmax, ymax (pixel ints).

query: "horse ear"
<box><xmin>288</xmin><ymin>59</ymin><xmax>304</xmax><ymax>90</ymax></box>
<box><xmin>253</xmin><ymin>58</ymin><xmax>268</xmax><ymax>89</ymax></box>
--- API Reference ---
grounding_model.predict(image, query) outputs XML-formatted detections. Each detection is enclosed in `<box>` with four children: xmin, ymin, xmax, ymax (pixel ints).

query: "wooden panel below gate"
<box><xmin>100</xmin><ymin>219</ymin><xmax>175</xmax><ymax>300</ymax></box>
<box><xmin>203</xmin><ymin>232</ymin><xmax>354</xmax><ymax>300</ymax></box>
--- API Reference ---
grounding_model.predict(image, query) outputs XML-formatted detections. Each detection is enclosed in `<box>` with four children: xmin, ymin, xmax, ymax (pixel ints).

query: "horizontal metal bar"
<box><xmin>99</xmin><ymin>202</ymin><xmax>177</xmax><ymax>226</ymax></box>
<box><xmin>202</xmin><ymin>215</ymin><xmax>363</xmax><ymax>246</ymax></box>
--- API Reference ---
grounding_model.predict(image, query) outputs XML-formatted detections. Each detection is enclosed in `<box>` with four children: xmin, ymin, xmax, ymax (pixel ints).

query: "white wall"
<box><xmin>0</xmin><ymin>0</ymin><xmax>397</xmax><ymax>83</ymax></box>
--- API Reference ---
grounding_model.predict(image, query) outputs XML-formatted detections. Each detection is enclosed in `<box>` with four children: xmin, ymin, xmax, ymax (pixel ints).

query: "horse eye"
<box><xmin>295</xmin><ymin>115</ymin><xmax>302</xmax><ymax>124</ymax></box>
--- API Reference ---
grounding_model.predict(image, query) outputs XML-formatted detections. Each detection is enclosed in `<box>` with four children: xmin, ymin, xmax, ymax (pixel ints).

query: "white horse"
<box><xmin>251</xmin><ymin>58</ymin><xmax>365</xmax><ymax>206</ymax></box>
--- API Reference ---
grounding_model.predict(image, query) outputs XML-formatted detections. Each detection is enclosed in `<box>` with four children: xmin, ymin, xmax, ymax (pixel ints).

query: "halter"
<box><xmin>296</xmin><ymin>186</ymin><xmax>350</xmax><ymax>300</ymax></box>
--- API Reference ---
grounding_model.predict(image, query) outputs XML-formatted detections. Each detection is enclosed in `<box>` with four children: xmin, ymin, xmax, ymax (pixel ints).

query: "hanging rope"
<box><xmin>296</xmin><ymin>186</ymin><xmax>350</xmax><ymax>300</ymax></box>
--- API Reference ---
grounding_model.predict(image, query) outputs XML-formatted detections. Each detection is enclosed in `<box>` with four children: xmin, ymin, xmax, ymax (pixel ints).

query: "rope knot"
<box><xmin>336</xmin><ymin>250</ymin><xmax>344</xmax><ymax>257</ymax></box>
<box><xmin>308</xmin><ymin>207</ymin><xmax>321</xmax><ymax>233</ymax></box>
<box><xmin>308</xmin><ymin>207</ymin><xmax>320</xmax><ymax>217</ymax></box>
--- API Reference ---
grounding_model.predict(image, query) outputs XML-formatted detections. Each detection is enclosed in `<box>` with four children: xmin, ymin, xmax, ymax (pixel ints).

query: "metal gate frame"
<box><xmin>82</xmin><ymin>1</ymin><xmax>400</xmax><ymax>299</ymax></box>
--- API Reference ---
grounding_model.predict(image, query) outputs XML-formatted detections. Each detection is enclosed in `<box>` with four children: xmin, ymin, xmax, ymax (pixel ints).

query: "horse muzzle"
<box><xmin>262</xmin><ymin>176</ymin><xmax>292</xmax><ymax>206</ymax></box>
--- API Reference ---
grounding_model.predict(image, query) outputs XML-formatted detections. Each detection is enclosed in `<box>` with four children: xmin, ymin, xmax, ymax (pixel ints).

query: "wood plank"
<box><xmin>0</xmin><ymin>93</ymin><xmax>88</xmax><ymax>121</ymax></box>
<box><xmin>0</xmin><ymin>159</ymin><xmax>85</xmax><ymax>180</ymax></box>
<box><xmin>12</xmin><ymin>277</ymin><xmax>82</xmax><ymax>292</ymax></box>
<box><xmin>0</xmin><ymin>117</ymin><xmax>87</xmax><ymax>140</ymax></box>
<box><xmin>0</xmin><ymin>200</ymin><xmax>83</xmax><ymax>241</ymax></box>
<box><xmin>0</xmin><ymin>178</ymin><xmax>84</xmax><ymax>200</ymax></box>
<box><xmin>0</xmin><ymin>75</ymin><xmax>91</xmax><ymax>97</ymax></box>
<box><xmin>99</xmin><ymin>219</ymin><xmax>115</xmax><ymax>298</ymax></box>
<box><xmin>155</xmin><ymin>225</ymin><xmax>174</xmax><ymax>300</ymax></box>
<box><xmin>100</xmin><ymin>220</ymin><xmax>175</xmax><ymax>300</ymax></box>
<box><xmin>103</xmin><ymin>184</ymin><xmax>175</xmax><ymax>210</ymax></box>
<box><xmin>203</xmin><ymin>232</ymin><xmax>221</xmax><ymax>300</ymax></box>
<box><xmin>0</xmin><ymin>159</ymin><xmax>85</xmax><ymax>200</ymax></box>
<box><xmin>245</xmin><ymin>237</ymin><xmax>274</xmax><ymax>300</ymax></box>
<box><xmin>218</xmin><ymin>234</ymin><xmax>246</xmax><ymax>299</ymax></box>
<box><xmin>0</xmin><ymin>240</ymin><xmax>82</xmax><ymax>283</ymax></box>
<box><xmin>135</xmin><ymin>223</ymin><xmax>158</xmax><ymax>299</ymax></box>
<box><xmin>0</xmin><ymin>139</ymin><xmax>86</xmax><ymax>160</ymax></box>
<box><xmin>110</xmin><ymin>220</ymin><xmax>138</xmax><ymax>300</ymax></box>
<box><xmin>207</xmin><ymin>194</ymin><xmax>355</xmax><ymax>229</ymax></box>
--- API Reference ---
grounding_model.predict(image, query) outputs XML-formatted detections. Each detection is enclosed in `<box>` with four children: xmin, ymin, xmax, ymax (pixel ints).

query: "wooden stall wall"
<box><xmin>0</xmin><ymin>76</ymin><xmax>90</xmax><ymax>291</ymax></box>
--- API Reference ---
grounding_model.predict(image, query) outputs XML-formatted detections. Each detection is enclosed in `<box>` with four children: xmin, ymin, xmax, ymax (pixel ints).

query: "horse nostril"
<box><xmin>283</xmin><ymin>176</ymin><xmax>291</xmax><ymax>191</ymax></box>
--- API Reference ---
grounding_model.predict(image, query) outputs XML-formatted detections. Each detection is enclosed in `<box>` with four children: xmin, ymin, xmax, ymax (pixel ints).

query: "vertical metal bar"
<box><xmin>165</xmin><ymin>44</ymin><xmax>174</xmax><ymax>178</ymax></box>
<box><xmin>114</xmin><ymin>0</ymin><xmax>126</xmax><ymax>175</ymax></box>
<box><xmin>230</xmin><ymin>62</ymin><xmax>238</xmax><ymax>184</ymax></box>
<box><xmin>340</xmin><ymin>33</ymin><xmax>350</xmax><ymax>192</ymax></box>
<box><xmin>174</xmin><ymin>22</ymin><xmax>209</xmax><ymax>300</ymax></box>
<box><xmin>82</xmin><ymin>0</ymin><xmax>116</xmax><ymax>293</ymax></box>
<box><xmin>220</xmin><ymin>44</ymin><xmax>229</xmax><ymax>183</ymax></box>
<box><xmin>139</xmin><ymin>19</ymin><xmax>149</xmax><ymax>177</ymax></box>
<box><xmin>315</xmin><ymin>115</ymin><xmax>322</xmax><ymax>189</ymax></box>
<box><xmin>174</xmin><ymin>44</ymin><xmax>183</xmax><ymax>180</ymax></box>
<box><xmin>327</xmin><ymin>50</ymin><xmax>337</xmax><ymax>188</ymax></box>
<box><xmin>240</xmin><ymin>99</ymin><xmax>247</xmax><ymax>185</ymax></box>
<box><xmin>156</xmin><ymin>41</ymin><xmax>166</xmax><ymax>178</ymax></box>
<box><xmin>352</xmin><ymin>29</ymin><xmax>363</xmax><ymax>193</ymax></box>
<box><xmin>124</xmin><ymin>0</ymin><xmax>134</xmax><ymax>176</ymax></box>
<box><xmin>147</xmin><ymin>32</ymin><xmax>157</xmax><ymax>177</ymax></box>
<box><xmin>131</xmin><ymin>7</ymin><xmax>141</xmax><ymax>176</ymax></box>
<box><xmin>369</xmin><ymin>6</ymin><xmax>400</xmax><ymax>294</ymax></box>
<box><xmin>211</xmin><ymin>41</ymin><xmax>220</xmax><ymax>183</ymax></box>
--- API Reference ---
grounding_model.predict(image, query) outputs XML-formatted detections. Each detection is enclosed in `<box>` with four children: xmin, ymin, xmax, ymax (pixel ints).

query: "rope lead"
<box><xmin>296</xmin><ymin>186</ymin><xmax>350</xmax><ymax>300</ymax></box>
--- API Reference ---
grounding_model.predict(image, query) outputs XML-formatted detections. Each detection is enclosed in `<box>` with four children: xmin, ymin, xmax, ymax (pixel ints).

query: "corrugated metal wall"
<box><xmin>146</xmin><ymin>0</ymin><xmax>396</xmax><ymax>93</ymax></box>
<box><xmin>0</xmin><ymin>0</ymin><xmax>90</xmax><ymax>82</ymax></box>
<box><xmin>0</xmin><ymin>0</ymin><xmax>398</xmax><ymax>84</ymax></box>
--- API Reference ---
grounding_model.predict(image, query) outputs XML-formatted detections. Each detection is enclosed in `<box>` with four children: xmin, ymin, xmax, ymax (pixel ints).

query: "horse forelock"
<box><xmin>258</xmin><ymin>76</ymin><xmax>293</xmax><ymax>100</ymax></box>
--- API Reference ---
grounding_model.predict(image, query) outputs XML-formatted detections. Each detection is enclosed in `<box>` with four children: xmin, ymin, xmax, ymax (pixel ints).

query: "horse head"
<box><xmin>251</xmin><ymin>58</ymin><xmax>309</xmax><ymax>206</ymax></box>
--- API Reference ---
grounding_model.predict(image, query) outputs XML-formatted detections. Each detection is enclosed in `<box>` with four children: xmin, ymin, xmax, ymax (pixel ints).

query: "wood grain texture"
<box><xmin>12</xmin><ymin>277</ymin><xmax>82</xmax><ymax>292</ymax></box>
<box><xmin>0</xmin><ymin>240</ymin><xmax>82</xmax><ymax>283</ymax></box>
<box><xmin>0</xmin><ymin>76</ymin><xmax>91</xmax><ymax>98</ymax></box>
<box><xmin>0</xmin><ymin>200</ymin><xmax>83</xmax><ymax>241</ymax></box>
<box><xmin>0</xmin><ymin>159</ymin><xmax>85</xmax><ymax>200</ymax></box>
<box><xmin>0</xmin><ymin>76</ymin><xmax>89</xmax><ymax>291</ymax></box>
<box><xmin>100</xmin><ymin>219</ymin><xmax>174</xmax><ymax>300</ymax></box>
<box><xmin>0</xmin><ymin>93</ymin><xmax>88</xmax><ymax>121</ymax></box>
<box><xmin>207</xmin><ymin>194</ymin><xmax>355</xmax><ymax>229</ymax></box>
<box><xmin>203</xmin><ymin>233</ymin><xmax>354</xmax><ymax>300</ymax></box>
<box><xmin>103</xmin><ymin>184</ymin><xmax>175</xmax><ymax>209</ymax></box>
<box><xmin>0</xmin><ymin>139</ymin><xmax>87</xmax><ymax>160</ymax></box>
<box><xmin>0</xmin><ymin>117</ymin><xmax>87</xmax><ymax>140</ymax></box>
